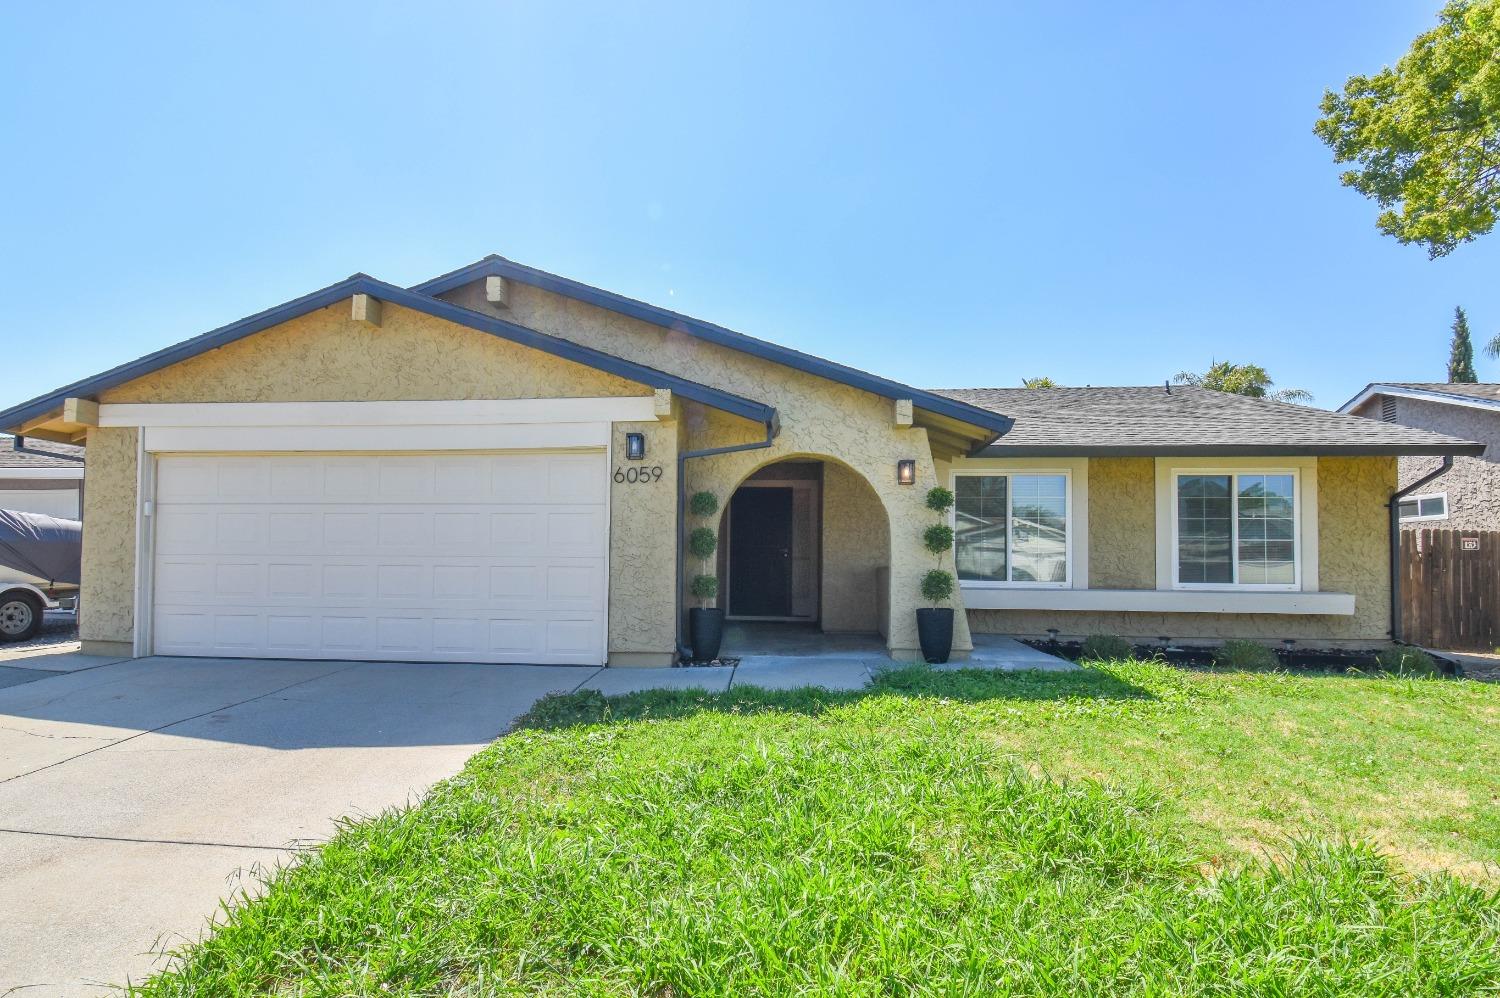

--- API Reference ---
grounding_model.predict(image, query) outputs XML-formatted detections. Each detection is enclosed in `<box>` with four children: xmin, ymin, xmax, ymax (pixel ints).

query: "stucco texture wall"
<box><xmin>79</xmin><ymin>426</ymin><xmax>137</xmax><ymax>654</ymax></box>
<box><xmin>462</xmin><ymin>285</ymin><xmax>969</xmax><ymax>658</ymax></box>
<box><xmin>821</xmin><ymin>460</ymin><xmax>890</xmax><ymax>632</ymax></box>
<box><xmin>1088</xmin><ymin>458</ymin><xmax>1155</xmax><ymax>588</ymax></box>
<box><xmin>87</xmin><ymin>300</ymin><xmax>678</xmax><ymax>663</ymax></box>
<box><xmin>968</xmin><ymin>456</ymin><xmax>1396</xmax><ymax>647</ymax></box>
<box><xmin>1352</xmin><ymin>396</ymin><xmax>1498</xmax><ymax>531</ymax></box>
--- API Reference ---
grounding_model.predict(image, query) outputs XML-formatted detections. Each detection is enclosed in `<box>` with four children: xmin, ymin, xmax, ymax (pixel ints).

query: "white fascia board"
<box><xmin>0</xmin><ymin>467</ymin><xmax>85</xmax><ymax>479</ymax></box>
<box><xmin>141</xmin><ymin>422</ymin><xmax>610</xmax><ymax>453</ymax></box>
<box><xmin>100</xmin><ymin>397</ymin><xmax>657</xmax><ymax>428</ymax></box>
<box><xmin>1338</xmin><ymin>384</ymin><xmax>1500</xmax><ymax>415</ymax></box>
<box><xmin>960</xmin><ymin>586</ymin><xmax>1355</xmax><ymax>616</ymax></box>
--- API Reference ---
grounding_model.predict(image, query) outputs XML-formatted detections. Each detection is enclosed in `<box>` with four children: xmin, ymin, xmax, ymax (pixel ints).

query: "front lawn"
<box><xmin>136</xmin><ymin>661</ymin><xmax>1500</xmax><ymax>995</ymax></box>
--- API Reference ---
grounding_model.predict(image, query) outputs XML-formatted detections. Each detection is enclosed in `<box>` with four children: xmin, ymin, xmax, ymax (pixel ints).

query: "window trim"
<box><xmin>1398</xmin><ymin>491</ymin><xmax>1449</xmax><ymax>523</ymax></box>
<box><xmin>951</xmin><ymin>468</ymin><xmax>1074</xmax><ymax>589</ymax></box>
<box><xmin>1168</xmin><ymin>467</ymin><xmax>1302</xmax><ymax>592</ymax></box>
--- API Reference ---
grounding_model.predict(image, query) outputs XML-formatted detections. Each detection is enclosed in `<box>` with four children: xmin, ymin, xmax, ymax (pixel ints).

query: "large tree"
<box><xmin>1449</xmin><ymin>306</ymin><xmax>1479</xmax><ymax>382</ymax></box>
<box><xmin>1314</xmin><ymin>0</ymin><xmax>1500</xmax><ymax>258</ymax></box>
<box><xmin>1173</xmin><ymin>362</ymin><xmax>1313</xmax><ymax>403</ymax></box>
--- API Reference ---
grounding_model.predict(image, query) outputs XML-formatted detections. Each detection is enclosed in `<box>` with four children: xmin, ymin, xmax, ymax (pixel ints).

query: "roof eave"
<box><xmin>973</xmin><ymin>442</ymin><xmax>1488</xmax><ymax>458</ymax></box>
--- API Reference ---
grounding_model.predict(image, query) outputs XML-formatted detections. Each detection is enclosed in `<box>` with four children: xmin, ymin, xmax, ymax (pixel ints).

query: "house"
<box><xmin>0</xmin><ymin>255</ymin><xmax>1481</xmax><ymax>665</ymax></box>
<box><xmin>0</xmin><ymin>434</ymin><xmax>84</xmax><ymax>519</ymax></box>
<box><xmin>1339</xmin><ymin>383</ymin><xmax>1499</xmax><ymax>530</ymax></box>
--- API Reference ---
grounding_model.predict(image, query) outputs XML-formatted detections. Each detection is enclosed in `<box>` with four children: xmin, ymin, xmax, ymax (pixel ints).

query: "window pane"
<box><xmin>1236</xmin><ymin>474</ymin><xmax>1295</xmax><ymax>585</ymax></box>
<box><xmin>1398</xmin><ymin>500</ymin><xmax>1418</xmax><ymax>519</ymax></box>
<box><xmin>1010</xmin><ymin>475</ymin><xmax>1068</xmax><ymax>582</ymax></box>
<box><xmin>1418</xmin><ymin>496</ymin><xmax>1446</xmax><ymax>517</ymax></box>
<box><xmin>955</xmin><ymin>475</ymin><xmax>1007</xmax><ymax>582</ymax></box>
<box><xmin>1177</xmin><ymin>475</ymin><xmax>1232</xmax><ymax>583</ymax></box>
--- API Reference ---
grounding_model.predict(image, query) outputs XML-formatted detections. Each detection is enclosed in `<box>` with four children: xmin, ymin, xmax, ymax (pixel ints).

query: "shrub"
<box><xmin>1214</xmin><ymin>639</ymin><xmax>1280</xmax><ymax>671</ymax></box>
<box><xmin>689</xmin><ymin>574</ymin><xmax>719</xmax><ymax>601</ymax></box>
<box><xmin>687</xmin><ymin>527</ymin><xmax>717</xmax><ymax>560</ymax></box>
<box><xmin>1374</xmin><ymin>646</ymin><xmax>1440</xmax><ymax>677</ymax></box>
<box><xmin>1080</xmin><ymin>634</ymin><xmax>1133</xmax><ymax>662</ymax></box>
<box><xmin>688</xmin><ymin>491</ymin><xmax>719</xmax><ymax>517</ymax></box>
<box><xmin>925</xmin><ymin>486</ymin><xmax>955</xmax><ymax>513</ymax></box>
<box><xmin>923</xmin><ymin>523</ymin><xmax>954</xmax><ymax>555</ymax></box>
<box><xmin>920</xmin><ymin>569</ymin><xmax>955</xmax><ymax>603</ymax></box>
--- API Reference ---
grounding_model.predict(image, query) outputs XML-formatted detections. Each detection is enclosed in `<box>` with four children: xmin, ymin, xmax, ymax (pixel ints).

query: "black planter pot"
<box><xmin>916</xmin><ymin>607</ymin><xmax>954</xmax><ymax>664</ymax></box>
<box><xmin>689</xmin><ymin>608</ymin><xmax>725</xmax><ymax>663</ymax></box>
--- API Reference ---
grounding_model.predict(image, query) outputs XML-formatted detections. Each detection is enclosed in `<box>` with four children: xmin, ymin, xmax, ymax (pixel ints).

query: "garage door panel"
<box><xmin>152</xmin><ymin>452</ymin><xmax>607</xmax><ymax>664</ymax></box>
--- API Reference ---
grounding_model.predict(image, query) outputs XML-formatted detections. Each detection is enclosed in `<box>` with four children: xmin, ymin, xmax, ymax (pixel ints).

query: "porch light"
<box><xmin>625</xmin><ymin>432</ymin><xmax>646</xmax><ymax>460</ymax></box>
<box><xmin>896</xmin><ymin>459</ymin><xmax>916</xmax><ymax>485</ymax></box>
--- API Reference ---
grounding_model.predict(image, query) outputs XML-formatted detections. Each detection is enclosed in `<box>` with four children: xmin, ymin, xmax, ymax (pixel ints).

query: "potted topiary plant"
<box><xmin>917</xmin><ymin>485</ymin><xmax>956</xmax><ymax>663</ymax></box>
<box><xmin>687</xmin><ymin>490</ymin><xmax>724</xmax><ymax>663</ymax></box>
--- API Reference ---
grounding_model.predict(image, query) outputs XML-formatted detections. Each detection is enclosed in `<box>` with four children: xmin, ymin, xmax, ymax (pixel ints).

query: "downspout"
<box><xmin>675</xmin><ymin>412</ymin><xmax>780</xmax><ymax>661</ymax></box>
<box><xmin>1387</xmin><ymin>454</ymin><xmax>1452</xmax><ymax>643</ymax></box>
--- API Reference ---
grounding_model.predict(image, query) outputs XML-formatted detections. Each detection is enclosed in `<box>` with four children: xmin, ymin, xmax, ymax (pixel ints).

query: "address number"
<box><xmin>614</xmin><ymin>465</ymin><xmax>664</xmax><ymax>484</ymax></box>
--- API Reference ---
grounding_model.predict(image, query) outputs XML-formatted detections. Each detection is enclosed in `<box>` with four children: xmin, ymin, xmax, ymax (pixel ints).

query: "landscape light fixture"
<box><xmin>625</xmin><ymin>432</ymin><xmax>646</xmax><ymax>460</ymax></box>
<box><xmin>897</xmin><ymin>459</ymin><xmax>916</xmax><ymax>485</ymax></box>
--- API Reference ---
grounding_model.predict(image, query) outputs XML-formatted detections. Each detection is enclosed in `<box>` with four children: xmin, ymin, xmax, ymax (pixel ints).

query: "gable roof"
<box><xmin>0</xmin><ymin>436</ymin><xmax>85</xmax><ymax>470</ymax></box>
<box><xmin>0</xmin><ymin>275</ymin><xmax>778</xmax><ymax>434</ymax></box>
<box><xmin>412</xmin><ymin>255</ymin><xmax>1011</xmax><ymax>435</ymax></box>
<box><xmin>1338</xmin><ymin>382</ymin><xmax>1500</xmax><ymax>415</ymax></box>
<box><xmin>939</xmin><ymin>386</ymin><xmax>1486</xmax><ymax>457</ymax></box>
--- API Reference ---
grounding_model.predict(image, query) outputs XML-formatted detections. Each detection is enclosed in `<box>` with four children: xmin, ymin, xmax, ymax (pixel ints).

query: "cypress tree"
<box><xmin>1448</xmin><ymin>306</ymin><xmax>1478</xmax><ymax>383</ymax></box>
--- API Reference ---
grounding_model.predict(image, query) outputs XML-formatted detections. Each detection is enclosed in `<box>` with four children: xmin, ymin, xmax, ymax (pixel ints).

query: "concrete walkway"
<box><xmin>0</xmin><ymin>640</ymin><xmax>1074</xmax><ymax>994</ymax></box>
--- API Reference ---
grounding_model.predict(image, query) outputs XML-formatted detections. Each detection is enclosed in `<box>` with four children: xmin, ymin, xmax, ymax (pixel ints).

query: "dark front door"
<box><xmin>729</xmin><ymin>487</ymin><xmax>794</xmax><ymax>617</ymax></box>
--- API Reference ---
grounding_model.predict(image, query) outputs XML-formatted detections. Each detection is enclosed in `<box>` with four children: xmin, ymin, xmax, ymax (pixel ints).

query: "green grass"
<box><xmin>134</xmin><ymin>661</ymin><xmax>1500</xmax><ymax>996</ymax></box>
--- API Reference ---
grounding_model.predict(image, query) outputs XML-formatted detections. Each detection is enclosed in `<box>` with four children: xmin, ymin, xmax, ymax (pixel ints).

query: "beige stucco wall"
<box><xmin>820</xmin><ymin>460</ymin><xmax>889</xmax><ymax>632</ymax></box>
<box><xmin>1088</xmin><ymin>457</ymin><xmax>1156</xmax><ymax>589</ymax></box>
<box><xmin>456</xmin><ymin>284</ymin><xmax>970</xmax><ymax>658</ymax></box>
<box><xmin>1351</xmin><ymin>395</ymin><xmax>1498</xmax><ymax>531</ymax></box>
<box><xmin>967</xmin><ymin>455</ymin><xmax>1396</xmax><ymax>647</ymax></box>
<box><xmin>83</xmin><ymin>300</ymin><xmax>681</xmax><ymax>663</ymax></box>
<box><xmin>79</xmin><ymin>426</ymin><xmax>138</xmax><ymax>655</ymax></box>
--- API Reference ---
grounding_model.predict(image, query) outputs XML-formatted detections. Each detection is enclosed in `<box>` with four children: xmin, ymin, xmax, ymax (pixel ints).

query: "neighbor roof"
<box><xmin>411</xmin><ymin>255</ymin><xmax>1011</xmax><ymax>436</ymax></box>
<box><xmin>938</xmin><ymin>386</ymin><xmax>1486</xmax><ymax>457</ymax></box>
<box><xmin>1337</xmin><ymin>382</ymin><xmax>1500</xmax><ymax>414</ymax></box>
<box><xmin>0</xmin><ymin>274</ymin><xmax>779</xmax><ymax>434</ymax></box>
<box><xmin>0</xmin><ymin>436</ymin><xmax>85</xmax><ymax>469</ymax></box>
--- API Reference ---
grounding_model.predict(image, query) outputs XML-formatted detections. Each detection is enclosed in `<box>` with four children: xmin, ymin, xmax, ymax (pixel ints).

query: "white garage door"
<box><xmin>151</xmin><ymin>452</ymin><xmax>606</xmax><ymax>664</ymax></box>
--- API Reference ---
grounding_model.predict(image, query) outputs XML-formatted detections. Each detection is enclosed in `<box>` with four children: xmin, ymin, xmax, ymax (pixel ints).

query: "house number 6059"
<box><xmin>614</xmin><ymin>465</ymin><xmax>664</xmax><ymax>484</ymax></box>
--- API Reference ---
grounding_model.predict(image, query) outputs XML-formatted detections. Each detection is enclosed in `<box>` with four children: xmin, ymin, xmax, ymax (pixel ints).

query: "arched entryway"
<box><xmin>717</xmin><ymin>456</ymin><xmax>891</xmax><ymax>647</ymax></box>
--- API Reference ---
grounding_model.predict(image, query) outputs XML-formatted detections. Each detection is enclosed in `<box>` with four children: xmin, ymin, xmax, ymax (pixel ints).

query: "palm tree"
<box><xmin>1173</xmin><ymin>361</ymin><xmax>1312</xmax><ymax>404</ymax></box>
<box><xmin>1021</xmin><ymin>376</ymin><xmax>1059</xmax><ymax>388</ymax></box>
<box><xmin>1486</xmin><ymin>331</ymin><xmax>1500</xmax><ymax>365</ymax></box>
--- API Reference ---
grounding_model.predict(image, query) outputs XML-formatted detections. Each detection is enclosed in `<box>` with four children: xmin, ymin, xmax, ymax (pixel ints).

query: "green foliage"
<box><xmin>1374</xmin><ymin>646</ymin><xmax>1441</xmax><ymax>677</ymax></box>
<box><xmin>1449</xmin><ymin>306</ymin><xmax>1479</xmax><ymax>382</ymax></box>
<box><xmin>689</xmin><ymin>574</ymin><xmax>719</xmax><ymax>601</ymax></box>
<box><xmin>1022</xmin><ymin>376</ymin><xmax>1060</xmax><ymax>388</ymax></box>
<box><xmin>1173</xmin><ymin>361</ymin><xmax>1312</xmax><ymax>404</ymax></box>
<box><xmin>925</xmin><ymin>486</ymin><xmax>955</xmax><ymax>513</ymax></box>
<box><xmin>134</xmin><ymin>661</ymin><xmax>1500</xmax><ymax>995</ymax></box>
<box><xmin>687</xmin><ymin>526</ymin><xmax>717</xmax><ymax>560</ymax></box>
<box><xmin>1315</xmin><ymin>0</ymin><xmax>1500</xmax><ymax>258</ymax></box>
<box><xmin>923</xmin><ymin>523</ymin><xmax>955</xmax><ymax>555</ymax></box>
<box><xmin>1213</xmin><ymin>639</ymin><xmax>1281</xmax><ymax>671</ymax></box>
<box><xmin>688</xmin><ymin>491</ymin><xmax>719</xmax><ymax>517</ymax></box>
<box><xmin>920</xmin><ymin>568</ymin><xmax>955</xmax><ymax>603</ymax></box>
<box><xmin>1080</xmin><ymin>634</ymin><xmax>1134</xmax><ymax>662</ymax></box>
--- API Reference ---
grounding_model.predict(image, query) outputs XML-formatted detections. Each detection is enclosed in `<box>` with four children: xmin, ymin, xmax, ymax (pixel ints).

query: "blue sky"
<box><xmin>2</xmin><ymin>1</ymin><xmax>1497</xmax><ymax>412</ymax></box>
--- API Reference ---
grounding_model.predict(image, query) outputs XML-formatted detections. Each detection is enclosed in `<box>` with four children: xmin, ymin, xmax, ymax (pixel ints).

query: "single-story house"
<box><xmin>0</xmin><ymin>256</ymin><xmax>1483</xmax><ymax>665</ymax></box>
<box><xmin>1339</xmin><ymin>383</ymin><xmax>1498</xmax><ymax>530</ymax></box>
<box><xmin>0</xmin><ymin>434</ymin><xmax>84</xmax><ymax>519</ymax></box>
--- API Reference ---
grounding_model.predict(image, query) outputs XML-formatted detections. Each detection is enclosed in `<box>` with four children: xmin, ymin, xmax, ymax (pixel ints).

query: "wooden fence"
<box><xmin>1400</xmin><ymin>528</ymin><xmax>1500</xmax><ymax>651</ymax></box>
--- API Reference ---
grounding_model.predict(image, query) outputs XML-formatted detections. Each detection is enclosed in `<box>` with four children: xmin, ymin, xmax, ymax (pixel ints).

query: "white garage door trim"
<box><xmin>124</xmin><ymin>402</ymin><xmax>637</xmax><ymax>663</ymax></box>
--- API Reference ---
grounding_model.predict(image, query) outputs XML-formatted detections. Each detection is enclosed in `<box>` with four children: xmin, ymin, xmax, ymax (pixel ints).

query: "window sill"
<box><xmin>960</xmin><ymin>586</ymin><xmax>1355</xmax><ymax>616</ymax></box>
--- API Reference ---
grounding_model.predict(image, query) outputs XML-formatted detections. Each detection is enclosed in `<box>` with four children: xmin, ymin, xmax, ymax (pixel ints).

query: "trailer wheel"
<box><xmin>0</xmin><ymin>591</ymin><xmax>43</xmax><ymax>642</ymax></box>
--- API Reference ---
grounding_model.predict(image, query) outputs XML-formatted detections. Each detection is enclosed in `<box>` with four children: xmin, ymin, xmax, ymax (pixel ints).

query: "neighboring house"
<box><xmin>0</xmin><ymin>434</ymin><xmax>84</xmax><ymax>519</ymax></box>
<box><xmin>0</xmin><ymin>256</ymin><xmax>1481</xmax><ymax>664</ymax></box>
<box><xmin>1339</xmin><ymin>383</ymin><xmax>1499</xmax><ymax>531</ymax></box>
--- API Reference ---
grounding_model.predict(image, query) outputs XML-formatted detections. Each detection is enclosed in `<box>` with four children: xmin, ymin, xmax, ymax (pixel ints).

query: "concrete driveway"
<box><xmin>0</xmin><ymin>655</ymin><xmax>600</xmax><ymax>995</ymax></box>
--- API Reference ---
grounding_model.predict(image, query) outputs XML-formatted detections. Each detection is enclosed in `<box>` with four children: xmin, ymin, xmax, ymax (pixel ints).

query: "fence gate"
<box><xmin>1400</xmin><ymin>528</ymin><xmax>1500</xmax><ymax>651</ymax></box>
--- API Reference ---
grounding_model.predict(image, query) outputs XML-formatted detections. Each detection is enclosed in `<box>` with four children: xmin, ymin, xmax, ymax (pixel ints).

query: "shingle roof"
<box><xmin>0</xmin><ymin>436</ymin><xmax>85</xmax><ymax>469</ymax></box>
<box><xmin>934</xmin><ymin>386</ymin><xmax>1485</xmax><ymax>456</ymax></box>
<box><xmin>1336</xmin><ymin>382</ymin><xmax>1500</xmax><ymax>415</ymax></box>
<box><xmin>1377</xmin><ymin>382</ymin><xmax>1500</xmax><ymax>401</ymax></box>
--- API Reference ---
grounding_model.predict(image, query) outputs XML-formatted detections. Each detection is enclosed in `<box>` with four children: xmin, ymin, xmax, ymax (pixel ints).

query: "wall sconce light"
<box><xmin>625</xmin><ymin>432</ymin><xmax>646</xmax><ymax>460</ymax></box>
<box><xmin>896</xmin><ymin>459</ymin><xmax>916</xmax><ymax>485</ymax></box>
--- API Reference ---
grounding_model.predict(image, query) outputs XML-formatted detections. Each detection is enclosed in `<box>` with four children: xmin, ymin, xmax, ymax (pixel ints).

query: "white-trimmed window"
<box><xmin>1171</xmin><ymin>470</ymin><xmax>1300</xmax><ymax>589</ymax></box>
<box><xmin>953</xmin><ymin>472</ymin><xmax>1071</xmax><ymax>586</ymax></box>
<box><xmin>1398</xmin><ymin>492</ymin><xmax>1448</xmax><ymax>522</ymax></box>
